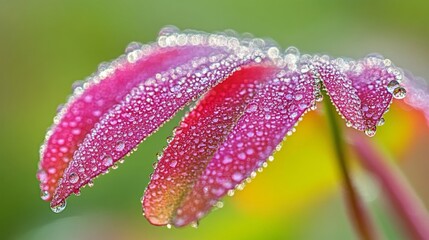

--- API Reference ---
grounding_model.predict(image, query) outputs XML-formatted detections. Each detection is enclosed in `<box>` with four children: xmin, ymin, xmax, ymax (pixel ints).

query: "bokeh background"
<box><xmin>1</xmin><ymin>0</ymin><xmax>429</xmax><ymax>239</ymax></box>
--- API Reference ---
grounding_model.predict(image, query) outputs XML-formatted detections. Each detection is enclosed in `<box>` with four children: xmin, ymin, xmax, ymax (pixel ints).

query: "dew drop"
<box><xmin>267</xmin><ymin>47</ymin><xmax>280</xmax><ymax>58</ymax></box>
<box><xmin>232</xmin><ymin>172</ymin><xmax>243</xmax><ymax>182</ymax></box>
<box><xmin>215</xmin><ymin>201</ymin><xmax>224</xmax><ymax>209</ymax></box>
<box><xmin>386</xmin><ymin>80</ymin><xmax>400</xmax><ymax>93</ymax></box>
<box><xmin>50</xmin><ymin>200</ymin><xmax>67</xmax><ymax>213</ymax></box>
<box><xmin>191</xmin><ymin>221</ymin><xmax>199</xmax><ymax>229</ymax></box>
<box><xmin>102</xmin><ymin>155</ymin><xmax>113</xmax><ymax>167</ymax></box>
<box><xmin>315</xmin><ymin>92</ymin><xmax>323</xmax><ymax>102</ymax></box>
<box><xmin>152</xmin><ymin>161</ymin><xmax>158</xmax><ymax>169</ymax></box>
<box><xmin>238</xmin><ymin>152</ymin><xmax>246</xmax><ymax>160</ymax></box>
<box><xmin>115</xmin><ymin>141</ymin><xmax>125</xmax><ymax>151</ymax></box>
<box><xmin>377</xmin><ymin>118</ymin><xmax>385</xmax><ymax>126</ymax></box>
<box><xmin>125</xmin><ymin>41</ymin><xmax>142</xmax><ymax>53</ymax></box>
<box><xmin>37</xmin><ymin>169</ymin><xmax>48</xmax><ymax>183</ymax></box>
<box><xmin>169</xmin><ymin>160</ymin><xmax>178</xmax><ymax>168</ymax></box>
<box><xmin>294</xmin><ymin>94</ymin><xmax>303</xmax><ymax>101</ymax></box>
<box><xmin>56</xmin><ymin>104</ymin><xmax>64</xmax><ymax>113</ymax></box>
<box><xmin>364</xmin><ymin>126</ymin><xmax>376</xmax><ymax>137</ymax></box>
<box><xmin>40</xmin><ymin>190</ymin><xmax>50</xmax><ymax>201</ymax></box>
<box><xmin>88</xmin><ymin>180</ymin><xmax>94</xmax><ymax>188</ymax></box>
<box><xmin>392</xmin><ymin>87</ymin><xmax>406</xmax><ymax>99</ymax></box>
<box><xmin>246</xmin><ymin>103</ymin><xmax>258</xmax><ymax>113</ymax></box>
<box><xmin>222</xmin><ymin>156</ymin><xmax>233</xmax><ymax>164</ymax></box>
<box><xmin>112</xmin><ymin>163</ymin><xmax>119</xmax><ymax>170</ymax></box>
<box><xmin>158</xmin><ymin>25</ymin><xmax>180</xmax><ymax>36</ymax></box>
<box><xmin>69</xmin><ymin>172</ymin><xmax>79</xmax><ymax>184</ymax></box>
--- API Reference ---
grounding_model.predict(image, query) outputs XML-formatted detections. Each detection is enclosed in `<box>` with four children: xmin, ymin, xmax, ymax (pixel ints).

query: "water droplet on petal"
<box><xmin>232</xmin><ymin>172</ymin><xmax>243</xmax><ymax>182</ymax></box>
<box><xmin>377</xmin><ymin>118</ymin><xmax>385</xmax><ymax>126</ymax></box>
<box><xmin>102</xmin><ymin>155</ymin><xmax>113</xmax><ymax>167</ymax></box>
<box><xmin>246</xmin><ymin>103</ymin><xmax>258</xmax><ymax>113</ymax></box>
<box><xmin>69</xmin><ymin>172</ymin><xmax>79</xmax><ymax>184</ymax></box>
<box><xmin>158</xmin><ymin>25</ymin><xmax>180</xmax><ymax>37</ymax></box>
<box><xmin>191</xmin><ymin>221</ymin><xmax>199</xmax><ymax>229</ymax></box>
<box><xmin>365</xmin><ymin>126</ymin><xmax>376</xmax><ymax>137</ymax></box>
<box><xmin>222</xmin><ymin>156</ymin><xmax>232</xmax><ymax>164</ymax></box>
<box><xmin>37</xmin><ymin>169</ymin><xmax>48</xmax><ymax>183</ymax></box>
<box><xmin>169</xmin><ymin>160</ymin><xmax>178</xmax><ymax>168</ymax></box>
<box><xmin>392</xmin><ymin>86</ymin><xmax>406</xmax><ymax>99</ymax></box>
<box><xmin>111</xmin><ymin>163</ymin><xmax>119</xmax><ymax>170</ymax></box>
<box><xmin>125</xmin><ymin>41</ymin><xmax>142</xmax><ymax>53</ymax></box>
<box><xmin>115</xmin><ymin>141</ymin><xmax>125</xmax><ymax>151</ymax></box>
<box><xmin>51</xmin><ymin>200</ymin><xmax>67</xmax><ymax>213</ymax></box>
<box><xmin>315</xmin><ymin>92</ymin><xmax>323</xmax><ymax>102</ymax></box>
<box><xmin>386</xmin><ymin>80</ymin><xmax>400</xmax><ymax>93</ymax></box>
<box><xmin>40</xmin><ymin>190</ymin><xmax>50</xmax><ymax>201</ymax></box>
<box><xmin>238</xmin><ymin>153</ymin><xmax>246</xmax><ymax>160</ymax></box>
<box><xmin>88</xmin><ymin>180</ymin><xmax>94</xmax><ymax>188</ymax></box>
<box><xmin>294</xmin><ymin>94</ymin><xmax>303</xmax><ymax>101</ymax></box>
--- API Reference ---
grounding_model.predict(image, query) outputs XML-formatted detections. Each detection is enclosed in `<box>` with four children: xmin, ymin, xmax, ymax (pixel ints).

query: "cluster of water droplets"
<box><xmin>49</xmin><ymin>26</ymin><xmax>282</xmax><ymax>211</ymax></box>
<box><xmin>301</xmin><ymin>53</ymin><xmax>407</xmax><ymax>137</ymax></box>
<box><xmin>145</xmin><ymin>63</ymin><xmax>317</xmax><ymax>227</ymax></box>
<box><xmin>39</xmin><ymin>26</ymin><xmax>411</xmax><ymax>222</ymax></box>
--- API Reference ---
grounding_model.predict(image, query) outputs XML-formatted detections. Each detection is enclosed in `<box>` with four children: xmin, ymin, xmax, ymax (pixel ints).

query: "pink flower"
<box><xmin>37</xmin><ymin>26</ymin><xmax>429</xmax><ymax>234</ymax></box>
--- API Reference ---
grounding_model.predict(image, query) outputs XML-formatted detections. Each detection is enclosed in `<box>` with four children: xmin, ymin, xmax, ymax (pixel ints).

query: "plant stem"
<box><xmin>323</xmin><ymin>97</ymin><xmax>378</xmax><ymax>240</ymax></box>
<box><xmin>350</xmin><ymin>132</ymin><xmax>429</xmax><ymax>240</ymax></box>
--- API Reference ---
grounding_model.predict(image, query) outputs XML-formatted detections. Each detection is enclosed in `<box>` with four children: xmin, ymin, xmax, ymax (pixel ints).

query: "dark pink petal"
<box><xmin>50</xmin><ymin>29</ymin><xmax>264</xmax><ymax>208</ymax></box>
<box><xmin>38</xmin><ymin>43</ymin><xmax>218</xmax><ymax>201</ymax></box>
<box><xmin>143</xmin><ymin>62</ymin><xmax>316</xmax><ymax>227</ymax></box>
<box><xmin>310</xmin><ymin>55</ymin><xmax>404</xmax><ymax>136</ymax></box>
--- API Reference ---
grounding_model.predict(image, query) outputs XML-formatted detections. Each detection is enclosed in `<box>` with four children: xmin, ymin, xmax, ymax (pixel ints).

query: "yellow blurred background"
<box><xmin>1</xmin><ymin>0</ymin><xmax>429</xmax><ymax>239</ymax></box>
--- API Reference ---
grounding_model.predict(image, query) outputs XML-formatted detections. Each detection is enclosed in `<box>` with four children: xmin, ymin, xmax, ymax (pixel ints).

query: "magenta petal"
<box><xmin>311</xmin><ymin>56</ymin><xmax>403</xmax><ymax>136</ymax></box>
<box><xmin>37</xmin><ymin>42</ymin><xmax>217</xmax><ymax>201</ymax></box>
<box><xmin>143</xmin><ymin>63</ymin><xmax>316</xmax><ymax>226</ymax></box>
<box><xmin>49</xmin><ymin>30</ymin><xmax>263</xmax><ymax>207</ymax></box>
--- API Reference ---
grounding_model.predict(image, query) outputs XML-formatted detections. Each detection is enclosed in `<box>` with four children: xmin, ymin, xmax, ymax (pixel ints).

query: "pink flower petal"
<box><xmin>143</xmin><ymin>62</ymin><xmax>316</xmax><ymax>227</ymax></box>
<box><xmin>37</xmin><ymin>43</ymin><xmax>213</xmax><ymax>201</ymax></box>
<box><xmin>402</xmin><ymin>71</ymin><xmax>429</xmax><ymax>126</ymax></box>
<box><xmin>311</xmin><ymin>55</ymin><xmax>404</xmax><ymax>136</ymax></box>
<box><xmin>49</xmin><ymin>29</ymin><xmax>265</xmax><ymax>208</ymax></box>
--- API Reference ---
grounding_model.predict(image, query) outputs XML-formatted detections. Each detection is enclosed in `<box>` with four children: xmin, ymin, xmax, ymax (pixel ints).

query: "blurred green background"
<box><xmin>1</xmin><ymin>0</ymin><xmax>429</xmax><ymax>239</ymax></box>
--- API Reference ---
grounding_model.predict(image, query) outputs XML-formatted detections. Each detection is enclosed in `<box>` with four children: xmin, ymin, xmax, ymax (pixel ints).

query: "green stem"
<box><xmin>350</xmin><ymin>132</ymin><xmax>429</xmax><ymax>240</ymax></box>
<box><xmin>323</xmin><ymin>96</ymin><xmax>378</xmax><ymax>240</ymax></box>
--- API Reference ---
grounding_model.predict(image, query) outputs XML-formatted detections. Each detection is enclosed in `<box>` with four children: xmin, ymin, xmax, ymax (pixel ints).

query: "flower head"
<box><xmin>37</xmin><ymin>26</ymin><xmax>429</xmax><ymax>228</ymax></box>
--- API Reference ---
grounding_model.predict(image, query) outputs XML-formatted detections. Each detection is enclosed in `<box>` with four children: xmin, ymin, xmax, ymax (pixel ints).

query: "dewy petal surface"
<box><xmin>311</xmin><ymin>56</ymin><xmax>402</xmax><ymax>136</ymax></box>
<box><xmin>143</xmin><ymin>62</ymin><xmax>316</xmax><ymax>227</ymax></box>
<box><xmin>50</xmin><ymin>29</ymin><xmax>265</xmax><ymax>207</ymax></box>
<box><xmin>37</xmin><ymin>42</ymin><xmax>224</xmax><ymax>201</ymax></box>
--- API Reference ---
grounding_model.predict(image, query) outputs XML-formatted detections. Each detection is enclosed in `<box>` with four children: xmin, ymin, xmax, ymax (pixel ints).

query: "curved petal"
<box><xmin>310</xmin><ymin>55</ymin><xmax>405</xmax><ymax>136</ymax></box>
<box><xmin>143</xmin><ymin>62</ymin><xmax>316</xmax><ymax>226</ymax></box>
<box><xmin>37</xmin><ymin>42</ymin><xmax>218</xmax><ymax>201</ymax></box>
<box><xmin>49</xmin><ymin>29</ymin><xmax>267</xmax><ymax>208</ymax></box>
<box><xmin>402</xmin><ymin>71</ymin><xmax>429</xmax><ymax>126</ymax></box>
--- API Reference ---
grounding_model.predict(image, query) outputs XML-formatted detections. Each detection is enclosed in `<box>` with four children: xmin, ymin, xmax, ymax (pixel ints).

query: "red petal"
<box><xmin>49</xmin><ymin>31</ymin><xmax>262</xmax><ymax>207</ymax></box>
<box><xmin>312</xmin><ymin>55</ymin><xmax>403</xmax><ymax>136</ymax></box>
<box><xmin>143</xmin><ymin>63</ymin><xmax>315</xmax><ymax>226</ymax></box>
